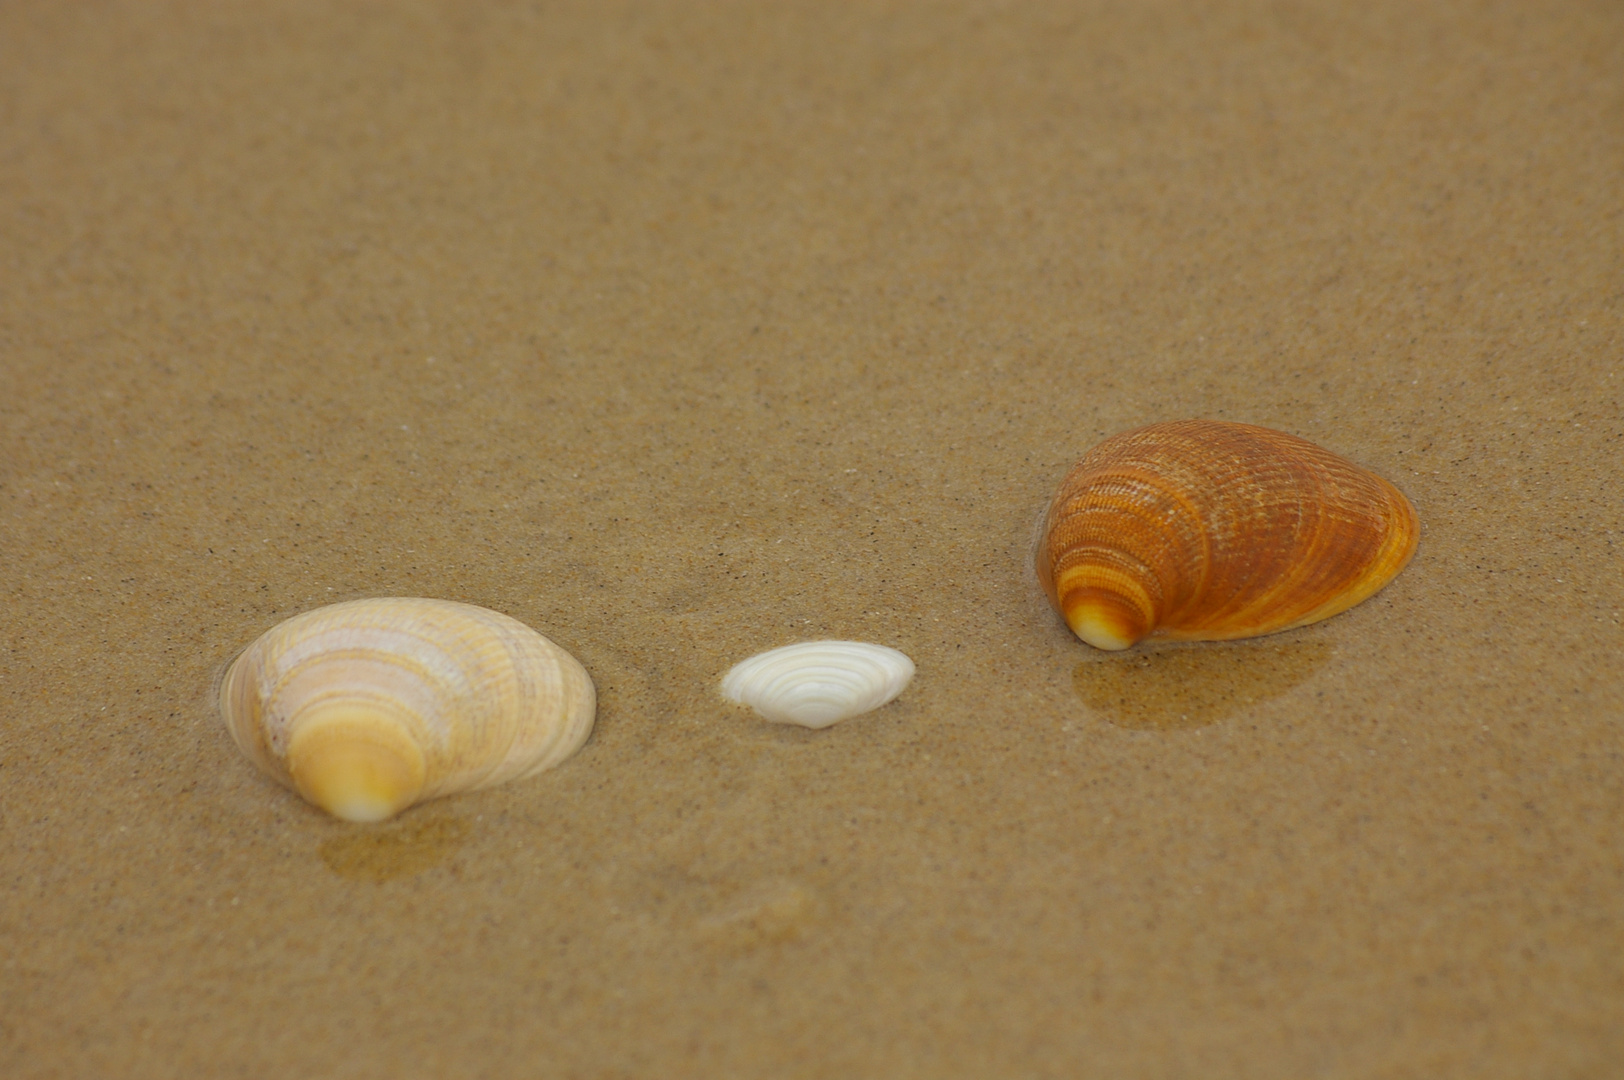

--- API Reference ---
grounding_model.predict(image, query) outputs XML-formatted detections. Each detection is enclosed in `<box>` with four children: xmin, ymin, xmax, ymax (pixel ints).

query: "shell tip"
<box><xmin>1067</xmin><ymin>603</ymin><xmax>1140</xmax><ymax>651</ymax></box>
<box><xmin>319</xmin><ymin>789</ymin><xmax>407</xmax><ymax>824</ymax></box>
<box><xmin>287</xmin><ymin>707</ymin><xmax>428</xmax><ymax>823</ymax></box>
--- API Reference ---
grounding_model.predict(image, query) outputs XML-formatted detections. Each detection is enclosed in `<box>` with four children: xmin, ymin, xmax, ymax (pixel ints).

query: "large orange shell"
<box><xmin>1037</xmin><ymin>420</ymin><xmax>1418</xmax><ymax>650</ymax></box>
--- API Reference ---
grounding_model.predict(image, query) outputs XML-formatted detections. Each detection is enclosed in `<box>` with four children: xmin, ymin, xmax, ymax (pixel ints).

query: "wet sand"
<box><xmin>3</xmin><ymin>2</ymin><xmax>1621</xmax><ymax>1076</ymax></box>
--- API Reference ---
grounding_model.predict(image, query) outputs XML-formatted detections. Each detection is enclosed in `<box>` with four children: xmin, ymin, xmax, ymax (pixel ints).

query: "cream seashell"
<box><xmin>720</xmin><ymin>641</ymin><xmax>915</xmax><ymax>729</ymax></box>
<box><xmin>219</xmin><ymin>597</ymin><xmax>595</xmax><ymax>822</ymax></box>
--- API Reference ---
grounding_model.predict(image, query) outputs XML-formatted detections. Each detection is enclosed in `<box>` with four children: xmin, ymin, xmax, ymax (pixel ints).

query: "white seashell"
<box><xmin>219</xmin><ymin>597</ymin><xmax>595</xmax><ymax>822</ymax></box>
<box><xmin>720</xmin><ymin>641</ymin><xmax>915</xmax><ymax>729</ymax></box>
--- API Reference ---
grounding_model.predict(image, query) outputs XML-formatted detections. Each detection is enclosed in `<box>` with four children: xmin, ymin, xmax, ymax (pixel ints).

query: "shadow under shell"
<box><xmin>317</xmin><ymin>812</ymin><xmax>474</xmax><ymax>882</ymax></box>
<box><xmin>1072</xmin><ymin>636</ymin><xmax>1333</xmax><ymax>730</ymax></box>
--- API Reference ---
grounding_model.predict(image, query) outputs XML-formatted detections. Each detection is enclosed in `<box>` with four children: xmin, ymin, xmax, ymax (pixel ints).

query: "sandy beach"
<box><xmin>3</xmin><ymin>2</ymin><xmax>1621</xmax><ymax>1075</ymax></box>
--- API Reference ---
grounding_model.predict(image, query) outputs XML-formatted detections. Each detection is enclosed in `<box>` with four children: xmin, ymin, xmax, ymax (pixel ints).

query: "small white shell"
<box><xmin>220</xmin><ymin>598</ymin><xmax>595</xmax><ymax>822</ymax></box>
<box><xmin>720</xmin><ymin>641</ymin><xmax>915</xmax><ymax>729</ymax></box>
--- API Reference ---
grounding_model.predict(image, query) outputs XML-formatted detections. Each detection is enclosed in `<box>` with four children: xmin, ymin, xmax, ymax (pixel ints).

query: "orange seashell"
<box><xmin>1037</xmin><ymin>420</ymin><xmax>1418</xmax><ymax>650</ymax></box>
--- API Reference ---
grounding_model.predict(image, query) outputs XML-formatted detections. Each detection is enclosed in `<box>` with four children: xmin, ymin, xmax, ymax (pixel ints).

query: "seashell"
<box><xmin>1037</xmin><ymin>419</ymin><xmax>1417</xmax><ymax>650</ymax></box>
<box><xmin>720</xmin><ymin>641</ymin><xmax>915</xmax><ymax>729</ymax></box>
<box><xmin>219</xmin><ymin>598</ymin><xmax>595</xmax><ymax>822</ymax></box>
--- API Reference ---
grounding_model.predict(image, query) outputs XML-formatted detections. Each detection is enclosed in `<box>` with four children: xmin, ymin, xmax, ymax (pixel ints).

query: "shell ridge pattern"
<box><xmin>506</xmin><ymin>634</ymin><xmax>595</xmax><ymax>785</ymax></box>
<box><xmin>1038</xmin><ymin>420</ymin><xmax>1418</xmax><ymax>648</ymax></box>
<box><xmin>1271</xmin><ymin>444</ymin><xmax>1356</xmax><ymax>626</ymax></box>
<box><xmin>1144</xmin><ymin>462</ymin><xmax>1215</xmax><ymax>629</ymax></box>
<box><xmin>1179</xmin><ymin>437</ymin><xmax>1299</xmax><ymax>632</ymax></box>
<box><xmin>271</xmin><ymin>619</ymin><xmax>473</xmax><ymax>755</ymax></box>
<box><xmin>1166</xmin><ymin>427</ymin><xmax>1322</xmax><ymax>635</ymax></box>
<box><xmin>444</xmin><ymin>607</ymin><xmax>583</xmax><ymax>794</ymax></box>
<box><xmin>218</xmin><ymin>597</ymin><xmax>597</xmax><ymax>821</ymax></box>
<box><xmin>442</xmin><ymin>608</ymin><xmax>539</xmax><ymax>794</ymax></box>
<box><xmin>1197</xmin><ymin>431</ymin><xmax>1295</xmax><ymax>628</ymax></box>
<box><xmin>1276</xmin><ymin>440</ymin><xmax>1397</xmax><ymax>627</ymax></box>
<box><xmin>1150</xmin><ymin>429</ymin><xmax>1219</xmax><ymax>620</ymax></box>
<box><xmin>496</xmin><ymin>638</ymin><xmax>567</xmax><ymax>786</ymax></box>
<box><xmin>721</xmin><ymin>641</ymin><xmax>915</xmax><ymax>728</ymax></box>
<box><xmin>487</xmin><ymin>626</ymin><xmax>545</xmax><ymax>787</ymax></box>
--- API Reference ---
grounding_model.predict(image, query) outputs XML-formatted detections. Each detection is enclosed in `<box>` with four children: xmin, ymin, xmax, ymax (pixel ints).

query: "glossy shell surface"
<box><xmin>1037</xmin><ymin>419</ymin><xmax>1417</xmax><ymax>650</ymax></box>
<box><xmin>220</xmin><ymin>597</ymin><xmax>595</xmax><ymax>822</ymax></box>
<box><xmin>720</xmin><ymin>641</ymin><xmax>915</xmax><ymax>729</ymax></box>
